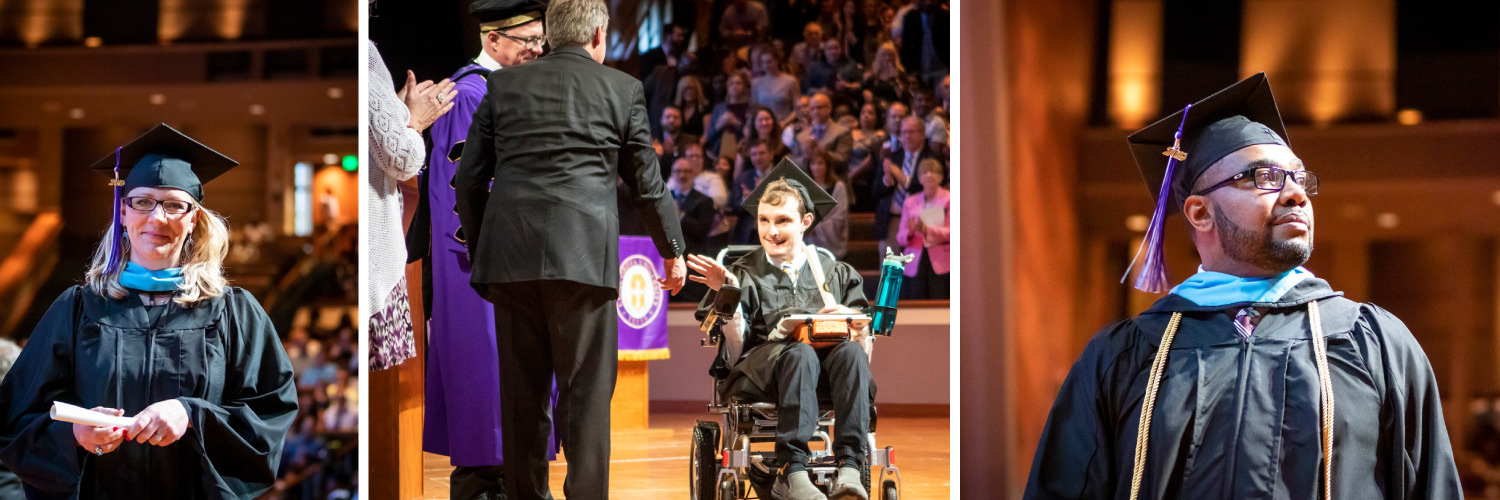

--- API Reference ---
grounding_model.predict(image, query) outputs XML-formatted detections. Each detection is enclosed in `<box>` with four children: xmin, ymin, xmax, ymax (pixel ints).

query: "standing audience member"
<box><xmin>730</xmin><ymin>139</ymin><xmax>778</xmax><ymax>244</ymax></box>
<box><xmin>0</xmin><ymin>339</ymin><xmax>20</xmax><ymax>500</ymax></box>
<box><xmin>707</xmin><ymin>71</ymin><xmax>753</xmax><ymax>160</ymax></box>
<box><xmin>849</xmin><ymin>101</ymin><xmax>886</xmax><ymax>212</ymax></box>
<box><xmin>738</xmin><ymin>106</ymin><xmax>787</xmax><ymax>178</ymax></box>
<box><xmin>668</xmin><ymin>157</ymin><xmax>718</xmax><ymax>297</ymax></box>
<box><xmin>656</xmin><ymin>106</ymin><xmax>700</xmax><ymax>177</ymax></box>
<box><xmin>864</xmin><ymin>42</ymin><xmax>907</xmax><ymax>106</ymax></box>
<box><xmin>911</xmin><ymin>86</ymin><xmax>948</xmax><ymax>155</ymax></box>
<box><xmin>898</xmin><ymin>0</ymin><xmax>948</xmax><ymax>86</ymax></box>
<box><xmin>790</xmin><ymin>93</ymin><xmax>853</xmax><ymax>177</ymax></box>
<box><xmin>788</xmin><ymin>22</ymin><xmax>825</xmax><ymax>78</ymax></box>
<box><xmin>720</xmin><ymin>0</ymin><xmax>770</xmax><ymax>51</ymax></box>
<box><xmin>676</xmin><ymin>75</ymin><xmax>711</xmax><ymax>138</ymax></box>
<box><xmin>897</xmin><ymin>158</ymin><xmax>948</xmax><ymax>299</ymax></box>
<box><xmin>805</xmin><ymin>149</ymin><xmax>851</xmax><ymax>258</ymax></box>
<box><xmin>639</xmin><ymin>22</ymin><xmax>686</xmax><ymax>78</ymax></box>
<box><xmin>750</xmin><ymin>47</ymin><xmax>801</xmax><ymax>127</ymax></box>
<box><xmin>874</xmin><ymin>115</ymin><xmax>940</xmax><ymax>256</ymax></box>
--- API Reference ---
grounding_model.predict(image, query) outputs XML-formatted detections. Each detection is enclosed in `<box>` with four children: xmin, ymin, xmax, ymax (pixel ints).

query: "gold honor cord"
<box><xmin>1127</xmin><ymin>304</ymin><xmax>1332</xmax><ymax>500</ymax></box>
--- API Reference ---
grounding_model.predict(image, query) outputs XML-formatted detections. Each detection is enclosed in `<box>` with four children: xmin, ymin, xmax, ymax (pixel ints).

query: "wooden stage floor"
<box><xmin>423</xmin><ymin>411</ymin><xmax>950</xmax><ymax>499</ymax></box>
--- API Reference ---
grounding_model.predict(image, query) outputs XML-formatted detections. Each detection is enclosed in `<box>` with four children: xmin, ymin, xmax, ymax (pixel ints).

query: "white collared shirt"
<box><xmin>475</xmin><ymin>50</ymin><xmax>502</xmax><ymax>71</ymax></box>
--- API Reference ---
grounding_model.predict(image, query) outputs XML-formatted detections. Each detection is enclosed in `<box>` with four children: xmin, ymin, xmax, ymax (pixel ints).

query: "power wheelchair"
<box><xmin>688</xmin><ymin>245</ymin><xmax>905</xmax><ymax>500</ymax></box>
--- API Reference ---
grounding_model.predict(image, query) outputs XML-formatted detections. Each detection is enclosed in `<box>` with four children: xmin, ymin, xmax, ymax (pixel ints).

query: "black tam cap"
<box><xmin>470</xmin><ymin>0</ymin><xmax>545</xmax><ymax>28</ymax></box>
<box><xmin>1121</xmin><ymin>72</ymin><xmax>1289</xmax><ymax>293</ymax></box>
<box><xmin>742</xmin><ymin>158</ymin><xmax>839</xmax><ymax>229</ymax></box>
<box><xmin>88</xmin><ymin>123</ymin><xmax>238</xmax><ymax>202</ymax></box>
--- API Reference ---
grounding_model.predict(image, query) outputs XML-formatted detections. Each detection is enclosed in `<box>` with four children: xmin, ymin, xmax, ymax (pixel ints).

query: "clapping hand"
<box><xmin>401</xmin><ymin>70</ymin><xmax>456</xmax><ymax>133</ymax></box>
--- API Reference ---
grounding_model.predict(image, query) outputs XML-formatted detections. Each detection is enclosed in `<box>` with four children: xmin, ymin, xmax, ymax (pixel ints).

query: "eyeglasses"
<box><xmin>124</xmin><ymin>197</ymin><xmax>197</xmax><ymax>215</ymax></box>
<box><xmin>1194</xmin><ymin>166</ymin><xmax>1319</xmax><ymax>197</ymax></box>
<box><xmin>485</xmin><ymin>28</ymin><xmax>548</xmax><ymax>51</ymax></box>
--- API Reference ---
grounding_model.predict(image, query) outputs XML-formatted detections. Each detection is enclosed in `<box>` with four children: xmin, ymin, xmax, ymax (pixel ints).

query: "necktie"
<box><xmin>1234</xmin><ymin>307</ymin><xmax>1263</xmax><ymax>339</ymax></box>
<box><xmin>813</xmin><ymin>124</ymin><xmax>826</xmax><ymax>140</ymax></box>
<box><xmin>893</xmin><ymin>153</ymin><xmax>917</xmax><ymax>209</ymax></box>
<box><xmin>781</xmin><ymin>262</ymin><xmax>796</xmax><ymax>285</ymax></box>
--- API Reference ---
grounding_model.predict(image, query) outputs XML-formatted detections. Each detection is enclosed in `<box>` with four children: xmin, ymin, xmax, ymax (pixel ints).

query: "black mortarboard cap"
<box><xmin>1121</xmin><ymin>73</ymin><xmax>1289</xmax><ymax>293</ymax></box>
<box><xmin>88</xmin><ymin>123</ymin><xmax>238</xmax><ymax>203</ymax></box>
<box><xmin>742</xmin><ymin>158</ymin><xmax>838</xmax><ymax>229</ymax></box>
<box><xmin>1127</xmin><ymin>72</ymin><xmax>1288</xmax><ymax>210</ymax></box>
<box><xmin>470</xmin><ymin>0</ymin><xmax>545</xmax><ymax>28</ymax></box>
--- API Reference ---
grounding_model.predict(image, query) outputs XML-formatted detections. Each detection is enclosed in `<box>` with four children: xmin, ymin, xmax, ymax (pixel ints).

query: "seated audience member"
<box><xmin>689</xmin><ymin>163</ymin><xmax>873</xmax><ymax>500</ymax></box>
<box><xmin>805</xmin><ymin>150</ymin><xmax>850</xmax><ymax>258</ymax></box>
<box><xmin>896</xmin><ymin>158</ymin><xmax>949</xmax><ymax>299</ymax></box>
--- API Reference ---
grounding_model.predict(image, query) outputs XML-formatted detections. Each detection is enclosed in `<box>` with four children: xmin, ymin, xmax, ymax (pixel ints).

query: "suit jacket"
<box><xmin>899</xmin><ymin>6</ymin><xmax>950</xmax><ymax>77</ymax></box>
<box><xmin>675</xmin><ymin>188</ymin><xmax>716</xmax><ymax>256</ymax></box>
<box><xmin>896</xmin><ymin>188</ymin><xmax>950</xmax><ymax>276</ymax></box>
<box><xmin>455</xmin><ymin>45</ymin><xmax>685</xmax><ymax>291</ymax></box>
<box><xmin>871</xmin><ymin>145</ymin><xmax>944</xmax><ymax>241</ymax></box>
<box><xmin>789</xmin><ymin>120</ymin><xmax>853</xmax><ymax>174</ymax></box>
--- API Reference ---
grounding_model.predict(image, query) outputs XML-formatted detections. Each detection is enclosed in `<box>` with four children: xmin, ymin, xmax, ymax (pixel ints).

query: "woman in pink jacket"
<box><xmin>896</xmin><ymin>158</ymin><xmax>949</xmax><ymax>299</ymax></box>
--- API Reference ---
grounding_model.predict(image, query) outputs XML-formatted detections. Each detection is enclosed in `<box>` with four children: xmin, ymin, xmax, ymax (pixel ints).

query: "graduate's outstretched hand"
<box><xmin>73</xmin><ymin>407</ymin><xmax>126</xmax><ymax>455</ymax></box>
<box><xmin>129</xmin><ymin>399</ymin><xmax>191</xmax><ymax>447</ymax></box>
<box><xmin>686</xmin><ymin>253</ymin><xmax>736</xmax><ymax>291</ymax></box>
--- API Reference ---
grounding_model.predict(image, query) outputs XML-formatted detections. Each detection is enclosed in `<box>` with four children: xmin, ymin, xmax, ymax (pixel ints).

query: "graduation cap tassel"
<box><xmin>106</xmin><ymin>147</ymin><xmax>124</xmax><ymax>274</ymax></box>
<box><xmin>1122</xmin><ymin>104</ymin><xmax>1192</xmax><ymax>293</ymax></box>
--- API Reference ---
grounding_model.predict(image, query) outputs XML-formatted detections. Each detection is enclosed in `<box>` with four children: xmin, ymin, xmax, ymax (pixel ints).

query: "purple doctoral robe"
<box><xmin>422</xmin><ymin>62</ymin><xmax>557</xmax><ymax>466</ymax></box>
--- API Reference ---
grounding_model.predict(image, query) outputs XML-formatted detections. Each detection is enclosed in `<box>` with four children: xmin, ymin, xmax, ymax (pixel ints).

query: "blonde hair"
<box><xmin>872</xmin><ymin>41</ymin><xmax>904</xmax><ymax>79</ymax></box>
<box><xmin>675</xmin><ymin>75</ymin><xmax>706</xmax><ymax>110</ymax></box>
<box><xmin>85</xmin><ymin>204</ymin><xmax>231</xmax><ymax>307</ymax></box>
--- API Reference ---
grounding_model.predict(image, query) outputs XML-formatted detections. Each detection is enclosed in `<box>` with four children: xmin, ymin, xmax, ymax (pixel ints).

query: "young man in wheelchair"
<box><xmin>688</xmin><ymin>160</ymin><xmax>875</xmax><ymax>500</ymax></box>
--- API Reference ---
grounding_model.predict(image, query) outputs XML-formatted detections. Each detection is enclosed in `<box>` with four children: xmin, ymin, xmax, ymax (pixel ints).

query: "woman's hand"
<box><xmin>129</xmin><ymin>399</ymin><xmax>192</xmax><ymax>447</ymax></box>
<box><xmin>402</xmin><ymin>70</ymin><xmax>457</xmax><ymax>133</ymax></box>
<box><xmin>73</xmin><ymin>407</ymin><xmax>126</xmax><ymax>455</ymax></box>
<box><xmin>687</xmin><ymin>254</ymin><xmax>736</xmax><ymax>291</ymax></box>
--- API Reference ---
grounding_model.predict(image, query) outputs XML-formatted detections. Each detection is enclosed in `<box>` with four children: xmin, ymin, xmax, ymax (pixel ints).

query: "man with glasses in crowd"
<box><xmin>404</xmin><ymin>1</ymin><xmax>549</xmax><ymax>499</ymax></box>
<box><xmin>1024</xmin><ymin>74</ymin><xmax>1460</xmax><ymax>498</ymax></box>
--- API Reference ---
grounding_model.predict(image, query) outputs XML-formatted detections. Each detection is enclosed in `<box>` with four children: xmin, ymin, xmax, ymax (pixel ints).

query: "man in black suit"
<box><xmin>669</xmin><ymin>157</ymin><xmax>716</xmax><ymax>302</ymax></box>
<box><xmin>899</xmin><ymin>0</ymin><xmax>949</xmax><ymax>87</ymax></box>
<box><xmin>872</xmin><ymin>115</ymin><xmax>944</xmax><ymax>256</ymax></box>
<box><xmin>453</xmin><ymin>0</ymin><xmax>687</xmax><ymax>498</ymax></box>
<box><xmin>637</xmin><ymin>22</ymin><xmax>685</xmax><ymax>79</ymax></box>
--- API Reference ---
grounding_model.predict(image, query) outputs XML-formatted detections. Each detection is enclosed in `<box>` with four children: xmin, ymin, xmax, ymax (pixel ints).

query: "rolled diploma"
<box><xmin>50</xmin><ymin>401</ymin><xmax>135</xmax><ymax>428</ymax></box>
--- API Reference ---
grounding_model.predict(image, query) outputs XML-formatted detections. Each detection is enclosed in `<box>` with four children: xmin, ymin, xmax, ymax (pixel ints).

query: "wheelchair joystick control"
<box><xmin>700</xmin><ymin>284</ymin><xmax>743</xmax><ymax>332</ymax></box>
<box><xmin>870</xmin><ymin>249</ymin><xmax>914</xmax><ymax>337</ymax></box>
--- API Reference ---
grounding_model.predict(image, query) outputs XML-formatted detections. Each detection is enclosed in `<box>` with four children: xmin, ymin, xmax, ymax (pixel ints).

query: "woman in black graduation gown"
<box><xmin>0</xmin><ymin>124</ymin><xmax>298</xmax><ymax>499</ymax></box>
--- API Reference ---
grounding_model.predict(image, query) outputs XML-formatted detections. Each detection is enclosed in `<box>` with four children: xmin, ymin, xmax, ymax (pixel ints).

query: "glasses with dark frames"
<box><xmin>1194</xmin><ymin>166</ymin><xmax>1319</xmax><ymax>197</ymax></box>
<box><xmin>123</xmin><ymin>197</ymin><xmax>197</xmax><ymax>215</ymax></box>
<box><xmin>484</xmin><ymin>28</ymin><xmax>548</xmax><ymax>51</ymax></box>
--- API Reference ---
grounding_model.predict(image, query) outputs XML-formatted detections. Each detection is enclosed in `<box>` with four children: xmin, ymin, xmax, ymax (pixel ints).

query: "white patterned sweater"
<box><xmin>366</xmin><ymin>40</ymin><xmax>425</xmax><ymax>319</ymax></box>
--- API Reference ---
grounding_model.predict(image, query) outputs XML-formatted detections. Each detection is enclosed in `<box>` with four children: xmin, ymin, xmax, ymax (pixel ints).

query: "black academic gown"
<box><xmin>1024</xmin><ymin>278</ymin><xmax>1462</xmax><ymax>499</ymax></box>
<box><xmin>0</xmin><ymin>286</ymin><xmax>298</xmax><ymax>500</ymax></box>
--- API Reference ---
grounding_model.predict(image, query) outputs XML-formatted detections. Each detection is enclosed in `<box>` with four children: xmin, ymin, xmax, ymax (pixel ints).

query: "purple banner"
<box><xmin>616</xmin><ymin>236</ymin><xmax>670</xmax><ymax>361</ymax></box>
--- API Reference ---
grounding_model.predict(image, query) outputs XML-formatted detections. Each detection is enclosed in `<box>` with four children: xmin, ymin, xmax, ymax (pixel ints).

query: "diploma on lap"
<box><xmin>50</xmin><ymin>401</ymin><xmax>136</xmax><ymax>428</ymax></box>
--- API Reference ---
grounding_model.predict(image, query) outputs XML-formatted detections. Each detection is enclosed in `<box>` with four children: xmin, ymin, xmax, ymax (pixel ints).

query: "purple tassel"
<box><xmin>106</xmin><ymin>147</ymin><xmax>123</xmax><ymax>274</ymax></box>
<box><xmin>1123</xmin><ymin>104</ymin><xmax>1192</xmax><ymax>293</ymax></box>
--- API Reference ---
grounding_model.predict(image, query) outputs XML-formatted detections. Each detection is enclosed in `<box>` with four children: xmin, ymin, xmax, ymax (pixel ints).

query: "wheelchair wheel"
<box><xmin>881</xmin><ymin>480</ymin><xmax>898</xmax><ymax>500</ymax></box>
<box><xmin>690</xmin><ymin>421</ymin><xmax>721</xmax><ymax>500</ymax></box>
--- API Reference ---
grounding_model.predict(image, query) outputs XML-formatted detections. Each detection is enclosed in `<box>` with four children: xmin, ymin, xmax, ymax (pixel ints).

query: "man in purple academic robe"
<box><xmin>409</xmin><ymin>1</ymin><xmax>550</xmax><ymax>498</ymax></box>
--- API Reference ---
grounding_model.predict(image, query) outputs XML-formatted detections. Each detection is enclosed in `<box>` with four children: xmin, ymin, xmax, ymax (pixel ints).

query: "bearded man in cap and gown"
<box><xmin>1023</xmin><ymin>73</ymin><xmax>1462</xmax><ymax>499</ymax></box>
